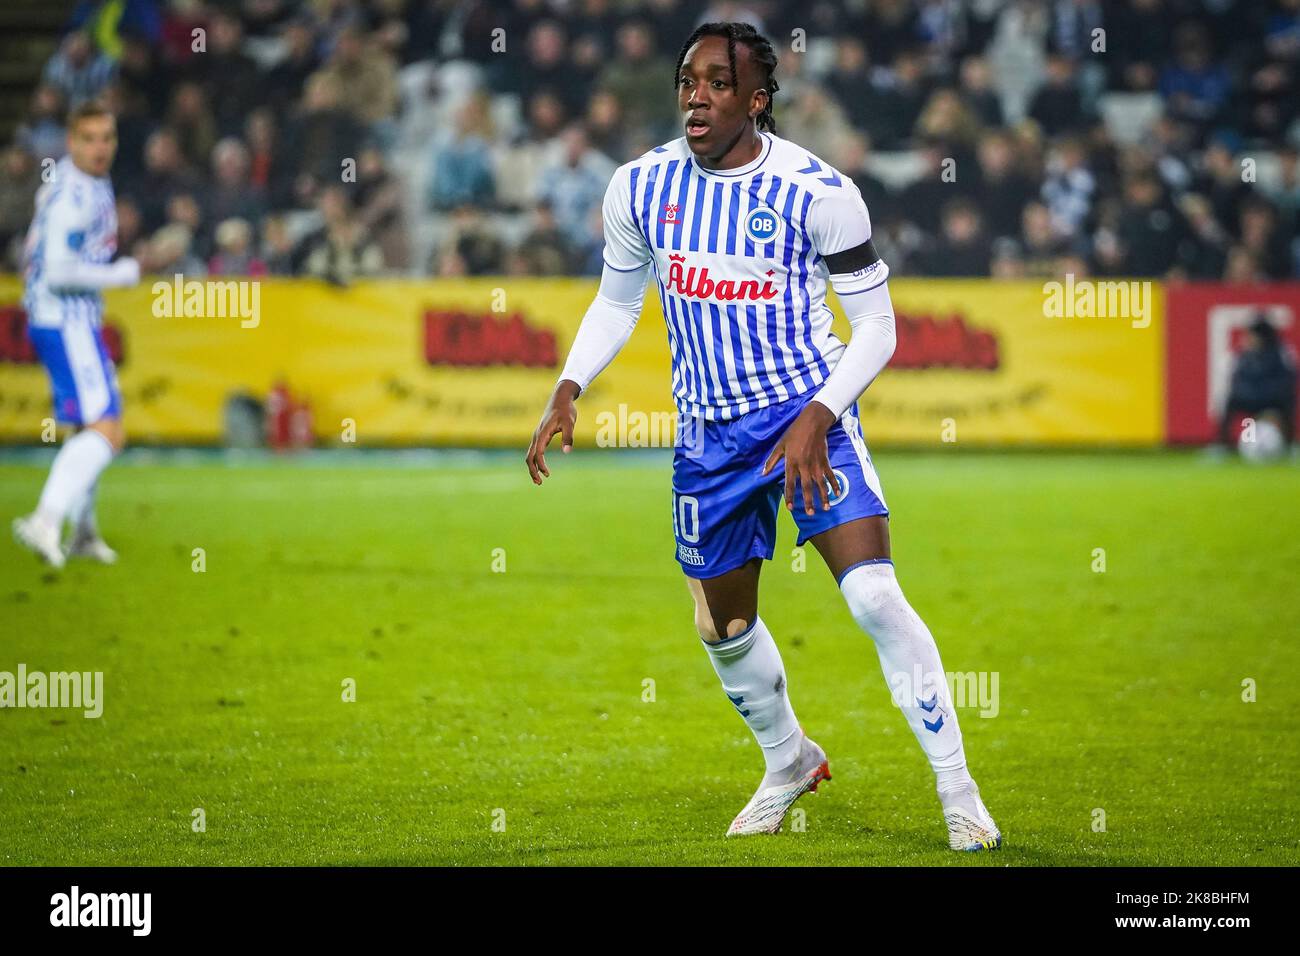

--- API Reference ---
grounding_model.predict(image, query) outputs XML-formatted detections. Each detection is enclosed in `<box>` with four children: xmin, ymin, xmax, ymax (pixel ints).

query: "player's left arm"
<box><xmin>763</xmin><ymin>181</ymin><xmax>896</xmax><ymax>516</ymax></box>
<box><xmin>42</xmin><ymin>188</ymin><xmax>141</xmax><ymax>291</ymax></box>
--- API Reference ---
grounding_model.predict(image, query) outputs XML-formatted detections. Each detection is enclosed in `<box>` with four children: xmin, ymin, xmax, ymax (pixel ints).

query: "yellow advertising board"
<box><xmin>0</xmin><ymin>276</ymin><xmax>1163</xmax><ymax>446</ymax></box>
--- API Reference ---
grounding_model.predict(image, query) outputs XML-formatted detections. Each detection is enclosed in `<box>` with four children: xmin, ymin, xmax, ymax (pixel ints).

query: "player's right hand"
<box><xmin>113</xmin><ymin>257</ymin><xmax>141</xmax><ymax>286</ymax></box>
<box><xmin>526</xmin><ymin>380</ymin><xmax>580</xmax><ymax>485</ymax></box>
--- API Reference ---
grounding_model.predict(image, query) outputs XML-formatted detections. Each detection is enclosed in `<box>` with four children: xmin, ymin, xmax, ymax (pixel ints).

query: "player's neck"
<box><xmin>68</xmin><ymin>157</ymin><xmax>102</xmax><ymax>180</ymax></box>
<box><xmin>695</xmin><ymin>127</ymin><xmax>764</xmax><ymax>172</ymax></box>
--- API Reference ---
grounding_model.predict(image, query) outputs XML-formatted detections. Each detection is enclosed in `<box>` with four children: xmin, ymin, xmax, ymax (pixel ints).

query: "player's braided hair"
<box><xmin>672</xmin><ymin>21</ymin><xmax>779</xmax><ymax>132</ymax></box>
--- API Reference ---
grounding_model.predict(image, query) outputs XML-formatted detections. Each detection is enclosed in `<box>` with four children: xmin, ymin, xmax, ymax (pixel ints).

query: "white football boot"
<box><xmin>12</xmin><ymin>513</ymin><xmax>66</xmax><ymax>569</ymax></box>
<box><xmin>65</xmin><ymin>532</ymin><xmax>118</xmax><ymax>564</ymax></box>
<box><xmin>941</xmin><ymin>784</ymin><xmax>1002</xmax><ymax>851</ymax></box>
<box><xmin>726</xmin><ymin>733</ymin><xmax>831</xmax><ymax>836</ymax></box>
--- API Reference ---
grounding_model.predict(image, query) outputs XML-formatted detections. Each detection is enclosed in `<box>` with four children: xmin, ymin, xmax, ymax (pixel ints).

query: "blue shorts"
<box><xmin>671</xmin><ymin>394</ymin><xmax>889</xmax><ymax>578</ymax></box>
<box><xmin>28</xmin><ymin>317</ymin><xmax>122</xmax><ymax>426</ymax></box>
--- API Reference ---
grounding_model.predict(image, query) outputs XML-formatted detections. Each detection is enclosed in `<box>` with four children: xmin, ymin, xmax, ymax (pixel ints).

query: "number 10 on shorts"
<box><xmin>674</xmin><ymin>493</ymin><xmax>700</xmax><ymax>544</ymax></box>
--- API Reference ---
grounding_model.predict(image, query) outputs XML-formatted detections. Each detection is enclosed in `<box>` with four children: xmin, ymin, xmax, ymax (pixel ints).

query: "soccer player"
<box><xmin>526</xmin><ymin>22</ymin><xmax>1001</xmax><ymax>850</ymax></box>
<box><xmin>12</xmin><ymin>102</ymin><xmax>140</xmax><ymax>569</ymax></box>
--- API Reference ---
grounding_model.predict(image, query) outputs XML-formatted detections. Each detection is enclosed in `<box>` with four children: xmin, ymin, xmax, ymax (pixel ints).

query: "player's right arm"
<box><xmin>526</xmin><ymin>165</ymin><xmax>651</xmax><ymax>485</ymax></box>
<box><xmin>40</xmin><ymin>187</ymin><xmax>140</xmax><ymax>291</ymax></box>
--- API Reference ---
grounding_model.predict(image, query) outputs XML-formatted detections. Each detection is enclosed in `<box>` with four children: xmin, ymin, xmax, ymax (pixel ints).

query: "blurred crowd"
<box><xmin>0</xmin><ymin>0</ymin><xmax>1298</xmax><ymax>281</ymax></box>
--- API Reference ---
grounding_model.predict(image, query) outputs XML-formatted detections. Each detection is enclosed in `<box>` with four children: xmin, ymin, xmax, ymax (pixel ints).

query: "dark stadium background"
<box><xmin>0</xmin><ymin>0</ymin><xmax>1296</xmax><ymax>284</ymax></box>
<box><xmin>0</xmin><ymin>0</ymin><xmax>1297</xmax><ymax>876</ymax></box>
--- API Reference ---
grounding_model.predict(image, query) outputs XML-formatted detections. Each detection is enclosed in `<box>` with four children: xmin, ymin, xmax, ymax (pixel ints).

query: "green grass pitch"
<box><xmin>1</xmin><ymin>450</ymin><xmax>1297</xmax><ymax>866</ymax></box>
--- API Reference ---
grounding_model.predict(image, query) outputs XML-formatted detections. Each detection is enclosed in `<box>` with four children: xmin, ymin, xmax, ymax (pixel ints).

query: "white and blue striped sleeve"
<box><xmin>600</xmin><ymin>164</ymin><xmax>653</xmax><ymax>273</ymax></box>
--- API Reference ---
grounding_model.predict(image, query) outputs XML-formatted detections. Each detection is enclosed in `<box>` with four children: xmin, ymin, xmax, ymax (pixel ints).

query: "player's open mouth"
<box><xmin>686</xmin><ymin>117</ymin><xmax>710</xmax><ymax>138</ymax></box>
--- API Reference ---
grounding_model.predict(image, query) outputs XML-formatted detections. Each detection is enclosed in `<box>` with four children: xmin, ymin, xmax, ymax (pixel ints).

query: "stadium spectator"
<box><xmin>317</xmin><ymin>24</ymin><xmax>400</xmax><ymax>131</ymax></box>
<box><xmin>41</xmin><ymin>30</ymin><xmax>115</xmax><ymax>108</ymax></box>
<box><xmin>974</xmin><ymin>131</ymin><xmax>1036</xmax><ymax>239</ymax></box>
<box><xmin>129</xmin><ymin>128</ymin><xmax>201</xmax><ymax>234</ymax></box>
<box><xmin>898</xmin><ymin>141</ymin><xmax>953</xmax><ymax>236</ymax></box>
<box><xmin>1028</xmin><ymin>54</ymin><xmax>1086</xmax><ymax>138</ymax></box>
<box><xmin>166</xmin><ymin>81</ymin><xmax>218</xmax><ymax>172</ymax></box>
<box><xmin>243</xmin><ymin>108</ymin><xmax>290</xmax><ymax>210</ymax></box>
<box><xmin>434</xmin><ymin>205</ymin><xmax>506</xmax><ymax>277</ymax></box>
<box><xmin>353</xmin><ymin>145</ymin><xmax>408</xmax><ymax>271</ymax></box>
<box><xmin>115</xmin><ymin>196</ymin><xmax>145</xmax><ymax>260</ymax></box>
<box><xmin>488</xmin><ymin>20</ymin><xmax>587</xmax><ymax>115</ymax></box>
<box><xmin>917</xmin><ymin>198</ymin><xmax>992</xmax><ymax>276</ymax></box>
<box><xmin>1218</xmin><ymin>316</ymin><xmax>1297</xmax><ymax>448</ymax></box>
<box><xmin>209</xmin><ymin>218</ymin><xmax>267</xmax><ymax>277</ymax></box>
<box><xmin>281</xmin><ymin>73</ymin><xmax>365</xmax><ymax>203</ymax></box>
<box><xmin>1114</xmin><ymin>173</ymin><xmax>1185</xmax><ymax>276</ymax></box>
<box><xmin>585</xmin><ymin>91</ymin><xmax>631</xmax><ymax>163</ymax></box>
<box><xmin>1159</xmin><ymin>22</ymin><xmax>1231</xmax><ymax>133</ymax></box>
<box><xmin>536</xmin><ymin>124</ymin><xmax>616</xmax><ymax>251</ymax></box>
<box><xmin>115</xmin><ymin>35</ymin><xmax>173</xmax><ymax>117</ymax></box>
<box><xmin>184</xmin><ymin>11</ymin><xmax>261</xmax><ymax>136</ymax></box>
<box><xmin>779</xmin><ymin>85</ymin><xmax>854</xmax><ymax>167</ymax></box>
<box><xmin>1040</xmin><ymin>136</ymin><xmax>1096</xmax><ymax>237</ymax></box>
<box><xmin>299</xmin><ymin>186</ymin><xmax>385</xmax><ymax>284</ymax></box>
<box><xmin>265</xmin><ymin>14</ymin><xmax>322</xmax><ymax>120</ymax></box>
<box><xmin>598</xmin><ymin>20</ymin><xmax>677</xmax><ymax>141</ymax></box>
<box><xmin>427</xmin><ymin>94</ymin><xmax>497</xmax><ymax>212</ymax></box>
<box><xmin>864</xmin><ymin>49</ymin><xmax>931</xmax><ymax>150</ymax></box>
<box><xmin>207</xmin><ymin>139</ymin><xmax>268</xmax><ymax>237</ymax></box>
<box><xmin>1238</xmin><ymin>198</ymin><xmax>1293</xmax><ymax>280</ymax></box>
<box><xmin>0</xmin><ymin>148</ymin><xmax>40</xmax><ymax>261</ymax></box>
<box><xmin>1019</xmin><ymin>201</ymin><xmax>1070</xmax><ymax>277</ymax></box>
<box><xmin>510</xmin><ymin>201</ymin><xmax>574</xmax><ymax>276</ymax></box>
<box><xmin>836</xmin><ymin>132</ymin><xmax>893</xmax><ymax>226</ymax></box>
<box><xmin>143</xmin><ymin>223</ymin><xmax>206</xmax><ymax>278</ymax></box>
<box><xmin>1175</xmin><ymin>193</ymin><xmax>1231</xmax><ymax>278</ymax></box>
<box><xmin>1262</xmin><ymin>146</ymin><xmax>1300</xmax><ymax>234</ymax></box>
<box><xmin>958</xmin><ymin>55</ymin><xmax>1004</xmax><ymax>127</ymax></box>
<box><xmin>915</xmin><ymin>87</ymin><xmax>983</xmax><ymax>154</ymax></box>
<box><xmin>15</xmin><ymin>86</ymin><xmax>68</xmax><ymax>162</ymax></box>
<box><xmin>260</xmin><ymin>214</ymin><xmax>297</xmax><ymax>276</ymax></box>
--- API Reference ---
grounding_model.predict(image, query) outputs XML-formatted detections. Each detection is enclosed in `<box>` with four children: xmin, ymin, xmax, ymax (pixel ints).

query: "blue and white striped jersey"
<box><xmin>23</xmin><ymin>156</ymin><xmax>120</xmax><ymax>329</ymax></box>
<box><xmin>603</xmin><ymin>131</ymin><xmax>889</xmax><ymax>421</ymax></box>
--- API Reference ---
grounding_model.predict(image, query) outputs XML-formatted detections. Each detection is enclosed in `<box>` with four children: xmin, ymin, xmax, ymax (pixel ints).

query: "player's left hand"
<box><xmin>762</xmin><ymin>401</ymin><xmax>841</xmax><ymax>515</ymax></box>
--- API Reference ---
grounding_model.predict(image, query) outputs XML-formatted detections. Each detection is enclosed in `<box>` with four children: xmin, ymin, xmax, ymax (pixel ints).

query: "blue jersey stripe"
<box><xmin>762</xmin><ymin>175</ymin><xmax>783</xmax><ymax>259</ymax></box>
<box><xmin>794</xmin><ymin>190</ymin><xmax>827</xmax><ymax>380</ymax></box>
<box><xmin>725</xmin><ymin>182</ymin><xmax>740</xmax><ymax>255</ymax></box>
<box><xmin>638</xmin><ymin>166</ymin><xmax>657</xmax><ymax>246</ymax></box>
<box><xmin>654</xmin><ymin>160</ymin><xmax>681</xmax><ymax>249</ymax></box>
<box><xmin>663</xmin><ymin>292</ymin><xmax>692</xmax><ymax>400</ymax></box>
<box><xmin>629</xmin><ymin>167</ymin><xmax>644</xmax><ymax>240</ymax></box>
<box><xmin>688</xmin><ymin>170</ymin><xmax>707</xmax><ymax>253</ymax></box>
<box><xmin>742</xmin><ymin>173</ymin><xmax>764</xmax><ymax>259</ymax></box>
<box><xmin>669</xmin><ymin>164</ymin><xmax>691</xmax><ymax>252</ymax></box>
<box><xmin>706</xmin><ymin>300</ymin><xmax>741</xmax><ymax>406</ymax></box>
<box><xmin>706</xmin><ymin>180</ymin><xmax>723</xmax><ymax>254</ymax></box>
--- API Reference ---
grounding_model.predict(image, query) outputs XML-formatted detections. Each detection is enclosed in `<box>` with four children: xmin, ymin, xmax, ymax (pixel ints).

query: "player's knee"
<box><xmin>839</xmin><ymin>563</ymin><xmax>900</xmax><ymax>629</ymax></box>
<box><xmin>686</xmin><ymin>578</ymin><xmax>715</xmax><ymax>642</ymax></box>
<box><xmin>90</xmin><ymin>419</ymin><xmax>125</xmax><ymax>454</ymax></box>
<box><xmin>693</xmin><ymin>605</ymin><xmax>720</xmax><ymax>643</ymax></box>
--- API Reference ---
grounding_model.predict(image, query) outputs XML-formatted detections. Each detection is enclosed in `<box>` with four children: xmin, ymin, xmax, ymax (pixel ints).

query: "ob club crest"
<box><xmin>744</xmin><ymin>206</ymin><xmax>782</xmax><ymax>244</ymax></box>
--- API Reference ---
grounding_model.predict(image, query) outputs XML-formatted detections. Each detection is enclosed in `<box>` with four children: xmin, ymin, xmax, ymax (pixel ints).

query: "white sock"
<box><xmin>36</xmin><ymin>429</ymin><xmax>114</xmax><ymax>530</ymax></box>
<box><xmin>702</xmin><ymin>617</ymin><xmax>802</xmax><ymax>773</ymax></box>
<box><xmin>69</xmin><ymin>480</ymin><xmax>101</xmax><ymax>540</ymax></box>
<box><xmin>840</xmin><ymin>561</ymin><xmax>975</xmax><ymax>795</ymax></box>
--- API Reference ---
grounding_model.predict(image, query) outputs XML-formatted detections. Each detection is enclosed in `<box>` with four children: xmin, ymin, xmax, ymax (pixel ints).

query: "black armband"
<box><xmin>823</xmin><ymin>239</ymin><xmax>881</xmax><ymax>276</ymax></box>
